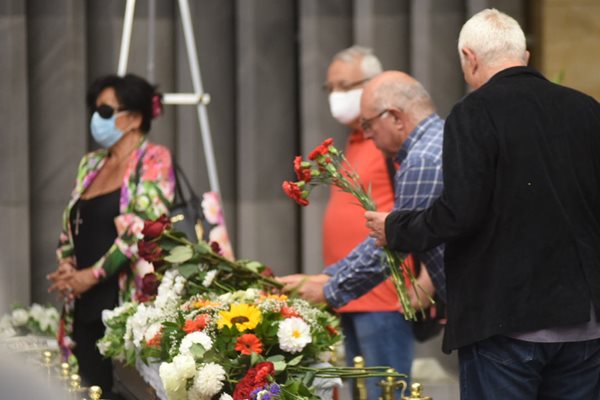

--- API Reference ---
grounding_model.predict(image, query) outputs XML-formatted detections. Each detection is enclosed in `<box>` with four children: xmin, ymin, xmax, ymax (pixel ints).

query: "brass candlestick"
<box><xmin>379</xmin><ymin>368</ymin><xmax>407</xmax><ymax>400</ymax></box>
<box><xmin>353</xmin><ymin>356</ymin><xmax>368</xmax><ymax>400</ymax></box>
<box><xmin>402</xmin><ymin>382</ymin><xmax>432</xmax><ymax>400</ymax></box>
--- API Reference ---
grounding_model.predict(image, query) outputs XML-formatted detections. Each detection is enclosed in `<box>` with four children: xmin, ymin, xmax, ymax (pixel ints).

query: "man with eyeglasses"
<box><xmin>280</xmin><ymin>62</ymin><xmax>445</xmax><ymax>397</ymax></box>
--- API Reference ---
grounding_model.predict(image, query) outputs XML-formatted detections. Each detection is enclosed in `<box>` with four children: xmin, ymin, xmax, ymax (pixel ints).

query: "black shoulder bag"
<box><xmin>134</xmin><ymin>150</ymin><xmax>211</xmax><ymax>243</ymax></box>
<box><xmin>169</xmin><ymin>162</ymin><xmax>213</xmax><ymax>243</ymax></box>
<box><xmin>385</xmin><ymin>157</ymin><xmax>445</xmax><ymax>342</ymax></box>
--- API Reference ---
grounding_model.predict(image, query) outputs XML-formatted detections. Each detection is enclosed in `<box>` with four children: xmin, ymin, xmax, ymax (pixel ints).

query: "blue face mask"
<box><xmin>90</xmin><ymin>111</ymin><xmax>124</xmax><ymax>148</ymax></box>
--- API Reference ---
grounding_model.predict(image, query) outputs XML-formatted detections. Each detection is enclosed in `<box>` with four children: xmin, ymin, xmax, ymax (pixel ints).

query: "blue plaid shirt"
<box><xmin>324</xmin><ymin>113</ymin><xmax>446</xmax><ymax>308</ymax></box>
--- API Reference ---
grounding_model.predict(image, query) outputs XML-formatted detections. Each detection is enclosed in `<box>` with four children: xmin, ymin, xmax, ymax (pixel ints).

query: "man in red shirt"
<box><xmin>321</xmin><ymin>46</ymin><xmax>415</xmax><ymax>398</ymax></box>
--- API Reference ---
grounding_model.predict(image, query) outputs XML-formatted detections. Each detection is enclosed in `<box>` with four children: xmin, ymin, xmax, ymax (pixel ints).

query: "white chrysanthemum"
<box><xmin>179</xmin><ymin>331</ymin><xmax>213</xmax><ymax>355</ymax></box>
<box><xmin>202</xmin><ymin>270</ymin><xmax>218</xmax><ymax>288</ymax></box>
<box><xmin>219</xmin><ymin>393</ymin><xmax>233</xmax><ymax>400</ymax></box>
<box><xmin>173</xmin><ymin>354</ymin><xmax>196</xmax><ymax>379</ymax></box>
<box><xmin>277</xmin><ymin>317</ymin><xmax>312</xmax><ymax>353</ymax></box>
<box><xmin>97</xmin><ymin>339</ymin><xmax>111</xmax><ymax>356</ymax></box>
<box><xmin>11</xmin><ymin>309</ymin><xmax>29</xmax><ymax>327</ymax></box>
<box><xmin>189</xmin><ymin>363</ymin><xmax>226</xmax><ymax>399</ymax></box>
<box><xmin>159</xmin><ymin>362</ymin><xmax>187</xmax><ymax>400</ymax></box>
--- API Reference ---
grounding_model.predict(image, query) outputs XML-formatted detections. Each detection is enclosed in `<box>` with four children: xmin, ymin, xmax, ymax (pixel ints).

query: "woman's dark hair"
<box><xmin>86</xmin><ymin>74</ymin><xmax>158</xmax><ymax>133</ymax></box>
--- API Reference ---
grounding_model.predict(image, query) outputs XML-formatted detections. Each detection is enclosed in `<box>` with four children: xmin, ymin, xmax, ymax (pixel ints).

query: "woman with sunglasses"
<box><xmin>48</xmin><ymin>74</ymin><xmax>175</xmax><ymax>397</ymax></box>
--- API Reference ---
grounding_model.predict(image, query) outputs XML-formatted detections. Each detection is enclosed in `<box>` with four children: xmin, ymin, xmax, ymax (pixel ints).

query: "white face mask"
<box><xmin>328</xmin><ymin>88</ymin><xmax>363</xmax><ymax>125</ymax></box>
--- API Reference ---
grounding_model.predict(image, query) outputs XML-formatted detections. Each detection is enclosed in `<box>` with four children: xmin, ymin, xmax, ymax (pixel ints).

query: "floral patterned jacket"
<box><xmin>56</xmin><ymin>139</ymin><xmax>175</xmax><ymax>301</ymax></box>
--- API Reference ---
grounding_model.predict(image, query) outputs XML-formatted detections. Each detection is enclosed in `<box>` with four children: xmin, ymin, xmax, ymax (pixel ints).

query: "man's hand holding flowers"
<box><xmin>277</xmin><ymin>274</ymin><xmax>330</xmax><ymax>304</ymax></box>
<box><xmin>364</xmin><ymin>210</ymin><xmax>389</xmax><ymax>247</ymax></box>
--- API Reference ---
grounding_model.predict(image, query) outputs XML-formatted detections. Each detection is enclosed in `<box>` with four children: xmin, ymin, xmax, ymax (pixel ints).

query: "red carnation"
<box><xmin>282</xmin><ymin>181</ymin><xmax>309</xmax><ymax>207</ymax></box>
<box><xmin>233</xmin><ymin>362</ymin><xmax>275</xmax><ymax>400</ymax></box>
<box><xmin>138</xmin><ymin>240</ymin><xmax>163</xmax><ymax>263</ymax></box>
<box><xmin>142</xmin><ymin>215</ymin><xmax>171</xmax><ymax>239</ymax></box>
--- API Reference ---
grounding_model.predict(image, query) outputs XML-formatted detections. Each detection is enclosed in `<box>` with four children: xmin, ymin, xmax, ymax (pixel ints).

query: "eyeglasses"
<box><xmin>96</xmin><ymin>104</ymin><xmax>127</xmax><ymax>119</ymax></box>
<box><xmin>322</xmin><ymin>78</ymin><xmax>370</xmax><ymax>94</ymax></box>
<box><xmin>360</xmin><ymin>109</ymin><xmax>389</xmax><ymax>132</ymax></box>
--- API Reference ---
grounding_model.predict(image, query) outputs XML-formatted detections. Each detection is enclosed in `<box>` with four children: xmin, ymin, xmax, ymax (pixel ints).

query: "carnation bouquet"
<box><xmin>282</xmin><ymin>138</ymin><xmax>430</xmax><ymax>320</ymax></box>
<box><xmin>99</xmin><ymin>216</ymin><xmax>402</xmax><ymax>400</ymax></box>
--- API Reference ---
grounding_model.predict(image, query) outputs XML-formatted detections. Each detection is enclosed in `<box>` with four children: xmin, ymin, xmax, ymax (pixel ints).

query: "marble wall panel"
<box><xmin>0</xmin><ymin>0</ymin><xmax>30</xmax><ymax>311</ymax></box>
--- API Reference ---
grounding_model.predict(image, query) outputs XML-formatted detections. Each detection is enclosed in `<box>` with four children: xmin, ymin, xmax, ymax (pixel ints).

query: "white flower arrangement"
<box><xmin>0</xmin><ymin>304</ymin><xmax>59</xmax><ymax>338</ymax></box>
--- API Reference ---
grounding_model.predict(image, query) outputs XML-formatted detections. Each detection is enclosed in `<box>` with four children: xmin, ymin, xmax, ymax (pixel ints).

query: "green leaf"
<box><xmin>164</xmin><ymin>245</ymin><xmax>193</xmax><ymax>263</ymax></box>
<box><xmin>189</xmin><ymin>343</ymin><xmax>206</xmax><ymax>360</ymax></box>
<box><xmin>178</xmin><ymin>263</ymin><xmax>199</xmax><ymax>279</ymax></box>
<box><xmin>287</xmin><ymin>354</ymin><xmax>303</xmax><ymax>366</ymax></box>
<box><xmin>243</xmin><ymin>261</ymin><xmax>263</xmax><ymax>273</ymax></box>
<box><xmin>250</xmin><ymin>352</ymin><xmax>261</xmax><ymax>366</ymax></box>
<box><xmin>267</xmin><ymin>354</ymin><xmax>285</xmax><ymax>362</ymax></box>
<box><xmin>273</xmin><ymin>360</ymin><xmax>287</xmax><ymax>372</ymax></box>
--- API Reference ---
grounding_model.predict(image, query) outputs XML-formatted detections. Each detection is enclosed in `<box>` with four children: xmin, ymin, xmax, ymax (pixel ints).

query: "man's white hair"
<box><xmin>332</xmin><ymin>45</ymin><xmax>383</xmax><ymax>79</ymax></box>
<box><xmin>458</xmin><ymin>8</ymin><xmax>527</xmax><ymax>67</ymax></box>
<box><xmin>372</xmin><ymin>79</ymin><xmax>435</xmax><ymax>126</ymax></box>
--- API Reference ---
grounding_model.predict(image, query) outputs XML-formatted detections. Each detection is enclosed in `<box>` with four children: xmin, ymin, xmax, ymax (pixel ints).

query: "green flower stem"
<box><xmin>161</xmin><ymin>231</ymin><xmax>283</xmax><ymax>289</ymax></box>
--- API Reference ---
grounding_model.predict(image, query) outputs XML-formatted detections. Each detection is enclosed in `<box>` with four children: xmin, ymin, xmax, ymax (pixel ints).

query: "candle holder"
<box><xmin>353</xmin><ymin>356</ymin><xmax>368</xmax><ymax>400</ymax></box>
<box><xmin>402</xmin><ymin>382</ymin><xmax>432</xmax><ymax>400</ymax></box>
<box><xmin>378</xmin><ymin>368</ymin><xmax>407</xmax><ymax>400</ymax></box>
<box><xmin>87</xmin><ymin>385</ymin><xmax>103</xmax><ymax>400</ymax></box>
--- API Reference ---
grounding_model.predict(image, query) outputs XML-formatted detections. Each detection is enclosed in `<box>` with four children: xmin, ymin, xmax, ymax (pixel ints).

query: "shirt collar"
<box><xmin>395</xmin><ymin>113</ymin><xmax>440</xmax><ymax>164</ymax></box>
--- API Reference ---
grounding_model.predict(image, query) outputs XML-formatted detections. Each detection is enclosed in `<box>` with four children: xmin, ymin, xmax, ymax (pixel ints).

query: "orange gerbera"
<box><xmin>234</xmin><ymin>333</ymin><xmax>263</xmax><ymax>355</ymax></box>
<box><xmin>183</xmin><ymin>314</ymin><xmax>209</xmax><ymax>334</ymax></box>
<box><xmin>281</xmin><ymin>306</ymin><xmax>300</xmax><ymax>319</ymax></box>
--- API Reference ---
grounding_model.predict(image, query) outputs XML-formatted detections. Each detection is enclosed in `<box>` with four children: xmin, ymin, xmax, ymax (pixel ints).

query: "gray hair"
<box><xmin>458</xmin><ymin>8</ymin><xmax>527</xmax><ymax>67</ymax></box>
<box><xmin>372</xmin><ymin>79</ymin><xmax>435</xmax><ymax>125</ymax></box>
<box><xmin>332</xmin><ymin>45</ymin><xmax>383</xmax><ymax>79</ymax></box>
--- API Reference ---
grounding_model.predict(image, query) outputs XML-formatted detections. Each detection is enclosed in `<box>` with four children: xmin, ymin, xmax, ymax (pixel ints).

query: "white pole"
<box><xmin>147</xmin><ymin>0</ymin><xmax>156</xmax><ymax>82</ymax></box>
<box><xmin>117</xmin><ymin>0</ymin><xmax>137</xmax><ymax>76</ymax></box>
<box><xmin>177</xmin><ymin>0</ymin><xmax>221</xmax><ymax>195</ymax></box>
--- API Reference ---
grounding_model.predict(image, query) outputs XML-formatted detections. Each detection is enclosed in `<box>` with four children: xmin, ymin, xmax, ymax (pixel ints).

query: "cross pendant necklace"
<box><xmin>74</xmin><ymin>206</ymin><xmax>83</xmax><ymax>235</ymax></box>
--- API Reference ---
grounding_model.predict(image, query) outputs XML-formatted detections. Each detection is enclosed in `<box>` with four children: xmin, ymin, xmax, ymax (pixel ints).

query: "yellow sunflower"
<box><xmin>217</xmin><ymin>303</ymin><xmax>262</xmax><ymax>331</ymax></box>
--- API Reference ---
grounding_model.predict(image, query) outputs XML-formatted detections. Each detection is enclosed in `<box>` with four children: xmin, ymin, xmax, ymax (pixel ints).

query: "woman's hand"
<box><xmin>48</xmin><ymin>263</ymin><xmax>98</xmax><ymax>299</ymax></box>
<box><xmin>48</xmin><ymin>261</ymin><xmax>76</xmax><ymax>299</ymax></box>
<box><xmin>66</xmin><ymin>268</ymin><xmax>99</xmax><ymax>297</ymax></box>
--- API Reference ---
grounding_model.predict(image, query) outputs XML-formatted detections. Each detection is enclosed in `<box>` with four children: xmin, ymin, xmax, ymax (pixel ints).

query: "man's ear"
<box><xmin>524</xmin><ymin>50</ymin><xmax>530</xmax><ymax>66</ymax></box>
<box><xmin>462</xmin><ymin>48</ymin><xmax>478</xmax><ymax>76</ymax></box>
<box><xmin>389</xmin><ymin>108</ymin><xmax>404</xmax><ymax>129</ymax></box>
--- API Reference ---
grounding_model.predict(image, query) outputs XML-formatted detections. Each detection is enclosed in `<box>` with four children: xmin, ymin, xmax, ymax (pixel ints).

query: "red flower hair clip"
<box><xmin>152</xmin><ymin>93</ymin><xmax>163</xmax><ymax>119</ymax></box>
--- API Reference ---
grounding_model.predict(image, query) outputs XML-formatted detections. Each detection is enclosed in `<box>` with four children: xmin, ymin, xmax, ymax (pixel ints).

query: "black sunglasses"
<box><xmin>96</xmin><ymin>104</ymin><xmax>127</xmax><ymax>119</ymax></box>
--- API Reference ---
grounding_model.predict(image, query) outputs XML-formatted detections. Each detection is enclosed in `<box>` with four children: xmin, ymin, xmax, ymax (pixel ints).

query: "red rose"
<box><xmin>141</xmin><ymin>273</ymin><xmax>160</xmax><ymax>298</ymax></box>
<box><xmin>210</xmin><ymin>241</ymin><xmax>222</xmax><ymax>255</ymax></box>
<box><xmin>138</xmin><ymin>240</ymin><xmax>163</xmax><ymax>263</ymax></box>
<box><xmin>142</xmin><ymin>215</ymin><xmax>171</xmax><ymax>239</ymax></box>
